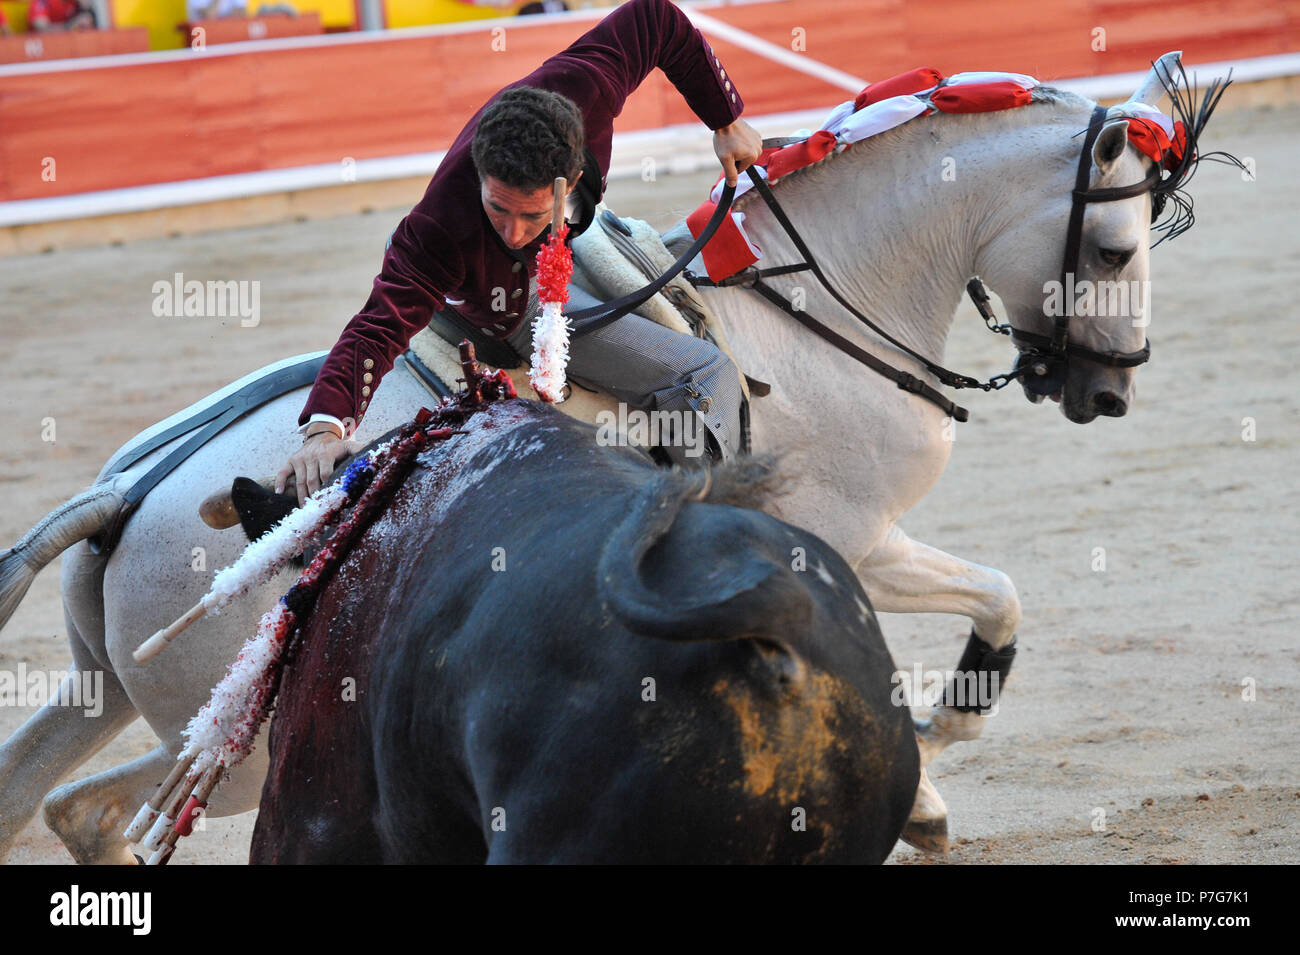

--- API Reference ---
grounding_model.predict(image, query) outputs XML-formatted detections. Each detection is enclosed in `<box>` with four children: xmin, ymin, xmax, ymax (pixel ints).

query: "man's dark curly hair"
<box><xmin>471</xmin><ymin>87</ymin><xmax>586</xmax><ymax>192</ymax></box>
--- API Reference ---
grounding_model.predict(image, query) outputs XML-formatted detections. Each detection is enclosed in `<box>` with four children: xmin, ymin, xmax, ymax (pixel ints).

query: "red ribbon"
<box><xmin>855</xmin><ymin>67</ymin><xmax>945</xmax><ymax>109</ymax></box>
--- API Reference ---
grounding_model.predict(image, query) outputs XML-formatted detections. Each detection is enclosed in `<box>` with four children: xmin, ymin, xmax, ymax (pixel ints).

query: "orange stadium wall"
<box><xmin>1</xmin><ymin>0</ymin><xmax>1298</xmax><ymax>204</ymax></box>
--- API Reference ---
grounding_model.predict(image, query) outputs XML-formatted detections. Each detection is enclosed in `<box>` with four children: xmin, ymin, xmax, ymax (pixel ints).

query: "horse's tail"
<box><xmin>0</xmin><ymin>476</ymin><xmax>131</xmax><ymax>634</ymax></box>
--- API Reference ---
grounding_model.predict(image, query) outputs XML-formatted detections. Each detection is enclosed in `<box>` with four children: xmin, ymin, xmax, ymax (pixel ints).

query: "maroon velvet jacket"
<box><xmin>299</xmin><ymin>0</ymin><xmax>744</xmax><ymax>429</ymax></box>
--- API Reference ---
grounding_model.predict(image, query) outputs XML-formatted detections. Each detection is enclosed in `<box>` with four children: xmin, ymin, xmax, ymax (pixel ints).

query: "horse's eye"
<box><xmin>1099</xmin><ymin>247</ymin><xmax>1135</xmax><ymax>268</ymax></box>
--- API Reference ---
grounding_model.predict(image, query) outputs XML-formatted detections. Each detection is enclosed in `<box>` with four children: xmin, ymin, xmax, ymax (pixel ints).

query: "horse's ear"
<box><xmin>1093</xmin><ymin>119</ymin><xmax>1130</xmax><ymax>175</ymax></box>
<box><xmin>1131</xmin><ymin>51</ymin><xmax>1182</xmax><ymax>106</ymax></box>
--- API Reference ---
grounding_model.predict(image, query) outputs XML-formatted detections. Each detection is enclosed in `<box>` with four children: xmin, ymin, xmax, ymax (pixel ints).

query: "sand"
<box><xmin>1</xmin><ymin>101</ymin><xmax>1295</xmax><ymax>865</ymax></box>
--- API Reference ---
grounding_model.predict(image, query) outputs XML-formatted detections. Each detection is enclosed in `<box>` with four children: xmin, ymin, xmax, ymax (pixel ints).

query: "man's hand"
<box><xmin>713</xmin><ymin>119</ymin><xmax>763</xmax><ymax>187</ymax></box>
<box><xmin>275</xmin><ymin>427</ymin><xmax>347</xmax><ymax>506</ymax></box>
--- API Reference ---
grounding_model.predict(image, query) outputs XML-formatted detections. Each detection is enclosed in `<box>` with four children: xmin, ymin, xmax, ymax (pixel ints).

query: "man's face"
<box><xmin>480</xmin><ymin>174</ymin><xmax>579</xmax><ymax>250</ymax></box>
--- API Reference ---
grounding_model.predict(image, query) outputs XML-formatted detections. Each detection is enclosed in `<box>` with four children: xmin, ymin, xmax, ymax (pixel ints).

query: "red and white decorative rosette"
<box><xmin>529</xmin><ymin>179</ymin><xmax>574</xmax><ymax>403</ymax></box>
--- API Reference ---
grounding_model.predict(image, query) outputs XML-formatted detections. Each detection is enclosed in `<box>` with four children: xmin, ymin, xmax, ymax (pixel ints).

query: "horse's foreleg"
<box><xmin>42</xmin><ymin>744</ymin><xmax>180</xmax><ymax>865</ymax></box>
<box><xmin>856</xmin><ymin>524</ymin><xmax>1021</xmax><ymax>766</ymax></box>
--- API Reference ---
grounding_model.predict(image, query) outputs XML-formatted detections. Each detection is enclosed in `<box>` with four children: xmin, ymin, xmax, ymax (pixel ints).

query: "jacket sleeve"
<box><xmin>297</xmin><ymin>211</ymin><xmax>463</xmax><ymax>427</ymax></box>
<box><xmin>534</xmin><ymin>0</ymin><xmax>744</xmax><ymax>132</ymax></box>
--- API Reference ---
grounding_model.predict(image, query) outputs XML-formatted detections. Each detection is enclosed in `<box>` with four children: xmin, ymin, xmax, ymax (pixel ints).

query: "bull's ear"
<box><xmin>597</xmin><ymin>477</ymin><xmax>811</xmax><ymax>643</ymax></box>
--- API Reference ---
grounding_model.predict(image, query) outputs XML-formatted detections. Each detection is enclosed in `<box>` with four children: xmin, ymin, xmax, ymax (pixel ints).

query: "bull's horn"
<box><xmin>1131</xmin><ymin>51</ymin><xmax>1183</xmax><ymax>106</ymax></box>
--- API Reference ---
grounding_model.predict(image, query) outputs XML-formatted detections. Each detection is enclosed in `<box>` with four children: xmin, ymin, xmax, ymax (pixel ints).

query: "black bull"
<box><xmin>250</xmin><ymin>401</ymin><xmax>919</xmax><ymax>863</ymax></box>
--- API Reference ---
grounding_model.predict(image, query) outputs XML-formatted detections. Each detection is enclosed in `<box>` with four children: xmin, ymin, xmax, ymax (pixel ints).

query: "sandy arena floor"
<box><xmin>1</xmin><ymin>101</ymin><xmax>1296</xmax><ymax>865</ymax></box>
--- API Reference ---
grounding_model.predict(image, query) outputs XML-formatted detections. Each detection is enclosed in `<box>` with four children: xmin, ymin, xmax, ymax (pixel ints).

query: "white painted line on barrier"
<box><xmin>0</xmin><ymin>111</ymin><xmax>826</xmax><ymax>227</ymax></box>
<box><xmin>1047</xmin><ymin>51</ymin><xmax>1300</xmax><ymax>97</ymax></box>
<box><xmin>681</xmin><ymin>6</ymin><xmax>868</xmax><ymax>94</ymax></box>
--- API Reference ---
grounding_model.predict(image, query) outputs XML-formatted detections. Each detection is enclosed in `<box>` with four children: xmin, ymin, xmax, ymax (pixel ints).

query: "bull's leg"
<box><xmin>855</xmin><ymin>523</ymin><xmax>1021</xmax><ymax>767</ymax></box>
<box><xmin>0</xmin><ymin>666</ymin><xmax>139</xmax><ymax>862</ymax></box>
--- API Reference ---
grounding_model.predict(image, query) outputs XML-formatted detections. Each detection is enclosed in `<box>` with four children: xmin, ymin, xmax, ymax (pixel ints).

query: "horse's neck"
<box><xmin>719</xmin><ymin>117</ymin><xmax>1014</xmax><ymax>366</ymax></box>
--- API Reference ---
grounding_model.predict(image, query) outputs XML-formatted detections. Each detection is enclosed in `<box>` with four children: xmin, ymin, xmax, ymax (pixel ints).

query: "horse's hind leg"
<box><xmin>856</xmin><ymin>523</ymin><xmax>1021</xmax><ymax>766</ymax></box>
<box><xmin>0</xmin><ymin>661</ymin><xmax>139</xmax><ymax>861</ymax></box>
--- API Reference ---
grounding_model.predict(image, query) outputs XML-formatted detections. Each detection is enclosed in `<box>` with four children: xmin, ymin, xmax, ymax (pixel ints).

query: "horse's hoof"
<box><xmin>900</xmin><ymin>815</ymin><xmax>949</xmax><ymax>854</ymax></box>
<box><xmin>903</xmin><ymin>767</ymin><xmax>950</xmax><ymax>853</ymax></box>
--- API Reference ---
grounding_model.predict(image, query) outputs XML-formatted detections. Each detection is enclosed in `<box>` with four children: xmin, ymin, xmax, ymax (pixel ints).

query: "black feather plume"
<box><xmin>1149</xmin><ymin>59</ymin><xmax>1246</xmax><ymax>246</ymax></box>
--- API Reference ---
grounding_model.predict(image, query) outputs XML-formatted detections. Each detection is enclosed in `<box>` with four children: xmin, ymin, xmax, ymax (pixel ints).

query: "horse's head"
<box><xmin>976</xmin><ymin>52</ymin><xmax>1232</xmax><ymax>424</ymax></box>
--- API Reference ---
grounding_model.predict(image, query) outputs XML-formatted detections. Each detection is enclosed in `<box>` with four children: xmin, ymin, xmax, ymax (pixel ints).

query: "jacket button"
<box><xmin>511</xmin><ymin>288</ymin><xmax>523</xmax><ymax>299</ymax></box>
<box><xmin>698</xmin><ymin>396</ymin><xmax>713</xmax><ymax>414</ymax></box>
<box><xmin>360</xmin><ymin>399</ymin><xmax>368</xmax><ymax>411</ymax></box>
<box><xmin>506</xmin><ymin>311</ymin><xmax>518</xmax><ymax>319</ymax></box>
<box><xmin>362</xmin><ymin>372</ymin><xmax>373</xmax><ymax>384</ymax></box>
<box><xmin>511</xmin><ymin>261</ymin><xmax>523</xmax><ymax>273</ymax></box>
<box><xmin>361</xmin><ymin>385</ymin><xmax>371</xmax><ymax>397</ymax></box>
<box><xmin>719</xmin><ymin>68</ymin><xmax>726</xmax><ymax>80</ymax></box>
<box><xmin>362</xmin><ymin>358</ymin><xmax>374</xmax><ymax>370</ymax></box>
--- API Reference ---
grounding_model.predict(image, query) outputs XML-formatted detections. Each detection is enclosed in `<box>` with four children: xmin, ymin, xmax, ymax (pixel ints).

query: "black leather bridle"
<box><xmin>687</xmin><ymin>106</ymin><xmax>1163</xmax><ymax>420</ymax></box>
<box><xmin>1004</xmin><ymin>103</ymin><xmax>1157</xmax><ymax>398</ymax></box>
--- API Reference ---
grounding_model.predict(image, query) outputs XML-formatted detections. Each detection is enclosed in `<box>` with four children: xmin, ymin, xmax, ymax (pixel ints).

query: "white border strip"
<box><xmin>3</xmin><ymin>51</ymin><xmax>1296</xmax><ymax>227</ymax></box>
<box><xmin>0</xmin><ymin>152</ymin><xmax>449</xmax><ymax>226</ymax></box>
<box><xmin>1048</xmin><ymin>50</ymin><xmax>1300</xmax><ymax>97</ymax></box>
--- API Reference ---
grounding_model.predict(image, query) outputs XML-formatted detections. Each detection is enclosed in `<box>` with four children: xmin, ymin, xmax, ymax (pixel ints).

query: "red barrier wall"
<box><xmin>2</xmin><ymin>0</ymin><xmax>1297</xmax><ymax>203</ymax></box>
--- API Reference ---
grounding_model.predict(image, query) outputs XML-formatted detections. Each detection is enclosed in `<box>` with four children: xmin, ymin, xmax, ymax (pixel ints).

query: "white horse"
<box><xmin>0</xmin><ymin>55</ymin><xmax>1202</xmax><ymax>863</ymax></box>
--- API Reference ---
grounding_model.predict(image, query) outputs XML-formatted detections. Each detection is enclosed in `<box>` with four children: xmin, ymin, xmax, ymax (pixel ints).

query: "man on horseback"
<box><xmin>277</xmin><ymin>0</ymin><xmax>762</xmax><ymax>503</ymax></box>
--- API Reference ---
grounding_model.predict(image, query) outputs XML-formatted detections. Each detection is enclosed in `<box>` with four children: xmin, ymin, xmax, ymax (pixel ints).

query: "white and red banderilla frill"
<box><xmin>529</xmin><ymin>177</ymin><xmax>574</xmax><ymax>403</ymax></box>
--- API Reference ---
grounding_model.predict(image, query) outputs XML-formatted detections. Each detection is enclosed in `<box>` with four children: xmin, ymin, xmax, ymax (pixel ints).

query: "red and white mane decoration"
<box><xmin>687</xmin><ymin>66</ymin><xmax>1187</xmax><ymax>282</ymax></box>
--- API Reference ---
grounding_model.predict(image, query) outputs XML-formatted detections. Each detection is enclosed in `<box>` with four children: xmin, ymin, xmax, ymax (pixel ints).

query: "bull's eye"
<box><xmin>1098</xmin><ymin>247</ymin><xmax>1135</xmax><ymax>269</ymax></box>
